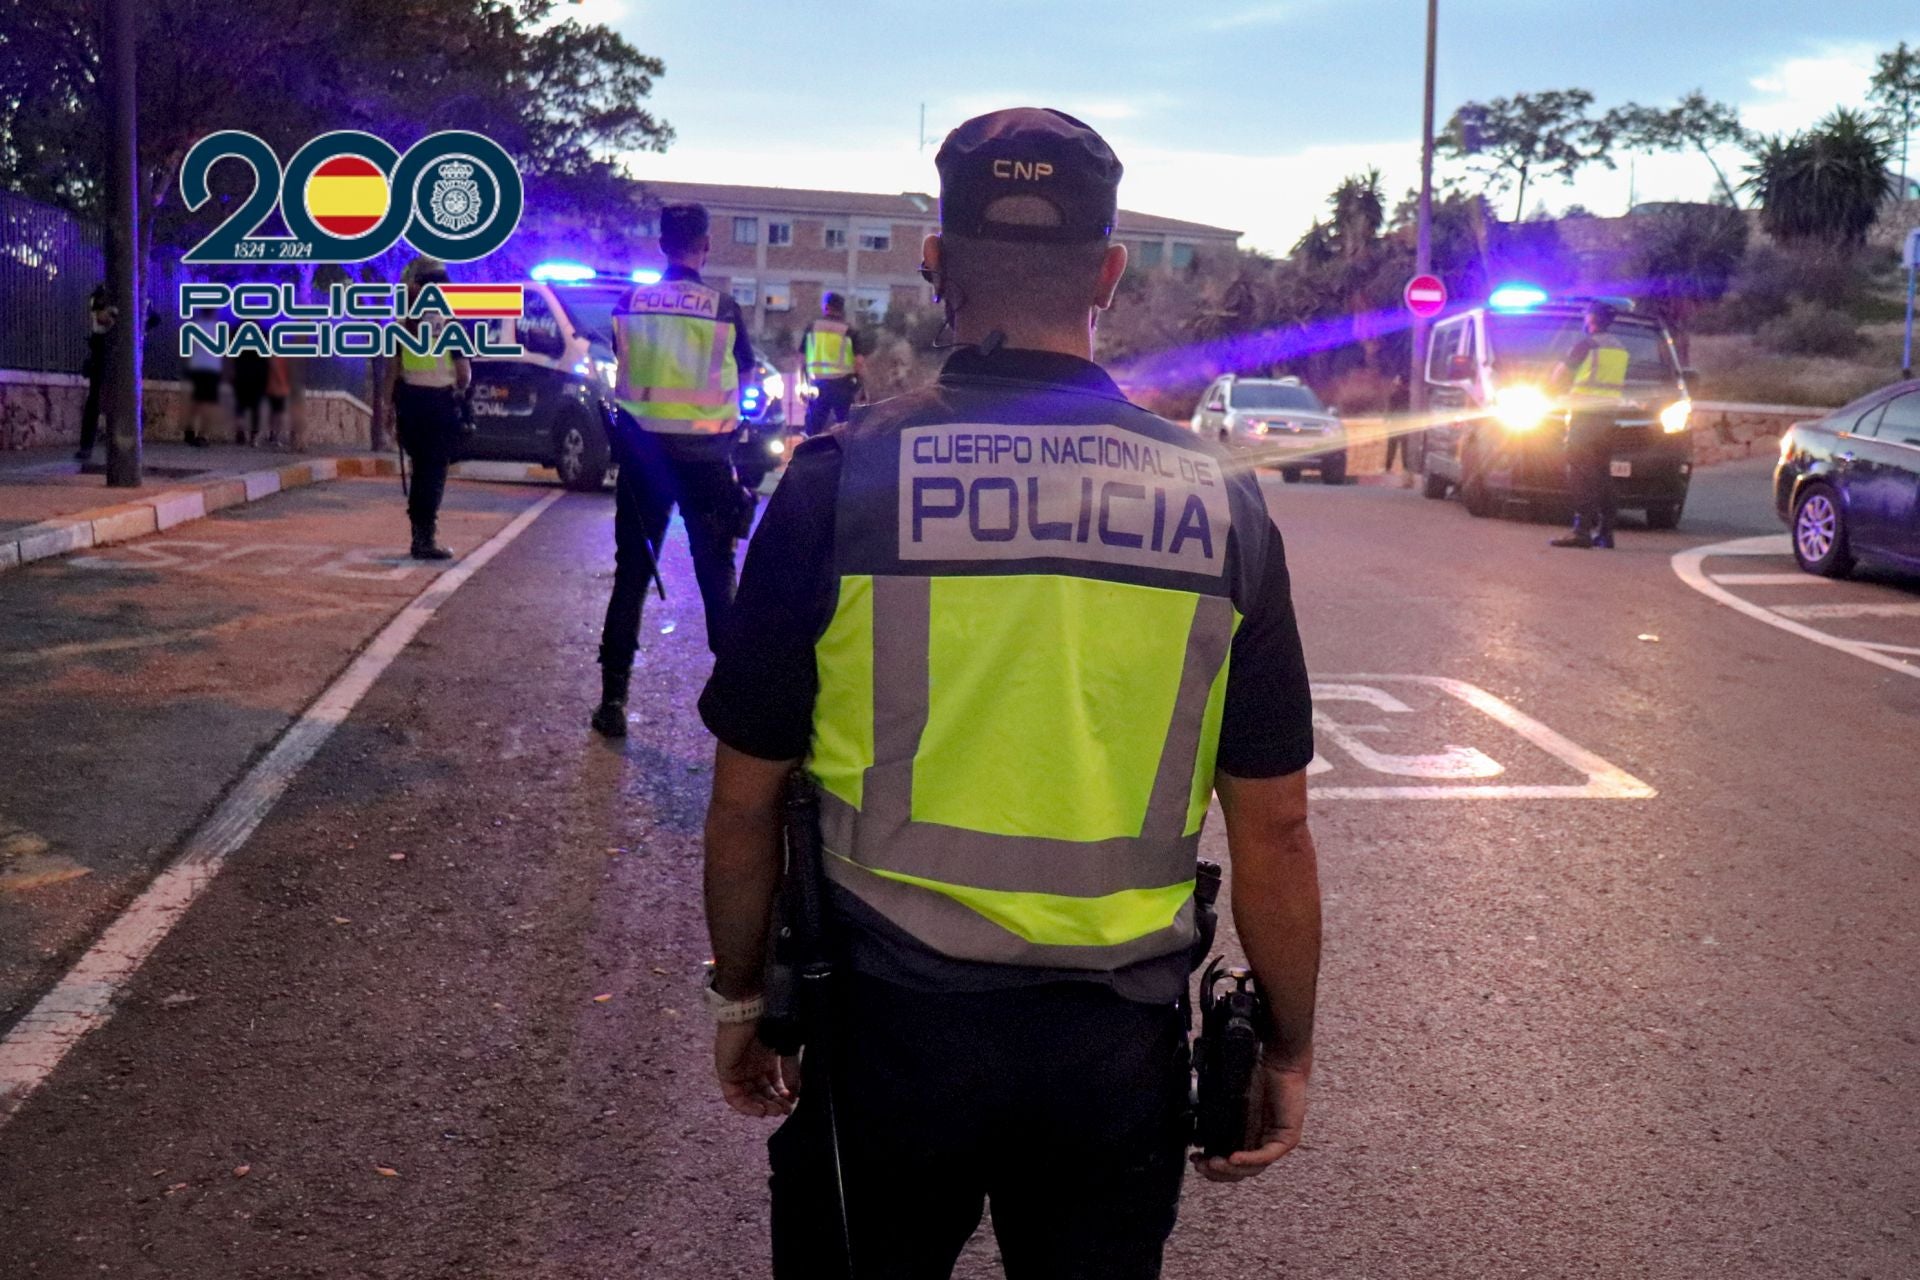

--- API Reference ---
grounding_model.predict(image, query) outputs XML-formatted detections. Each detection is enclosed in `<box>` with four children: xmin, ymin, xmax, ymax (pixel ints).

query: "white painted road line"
<box><xmin>1708</xmin><ymin>572</ymin><xmax>1824</xmax><ymax>586</ymax></box>
<box><xmin>1673</xmin><ymin>535</ymin><xmax>1920</xmax><ymax>681</ymax></box>
<box><xmin>0</xmin><ymin>490</ymin><xmax>563</xmax><ymax>1126</ymax></box>
<box><xmin>1773</xmin><ymin>602</ymin><xmax>1920</xmax><ymax>620</ymax></box>
<box><xmin>1308</xmin><ymin>675</ymin><xmax>1655</xmax><ymax>801</ymax></box>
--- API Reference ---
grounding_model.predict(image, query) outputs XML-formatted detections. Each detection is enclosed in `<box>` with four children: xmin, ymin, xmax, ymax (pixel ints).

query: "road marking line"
<box><xmin>0</xmin><ymin>490</ymin><xmax>562</xmax><ymax>1126</ymax></box>
<box><xmin>1708</xmin><ymin>572</ymin><xmax>1825</xmax><ymax>586</ymax></box>
<box><xmin>1673</xmin><ymin>536</ymin><xmax>1920</xmax><ymax>681</ymax></box>
<box><xmin>0</xmin><ymin>604</ymin><xmax>374</xmax><ymax>666</ymax></box>
<box><xmin>1860</xmin><ymin>641</ymin><xmax>1920</xmax><ymax>657</ymax></box>
<box><xmin>1772</xmin><ymin>601</ymin><xmax>1920</xmax><ymax>620</ymax></box>
<box><xmin>1309</xmin><ymin>675</ymin><xmax>1654</xmax><ymax>800</ymax></box>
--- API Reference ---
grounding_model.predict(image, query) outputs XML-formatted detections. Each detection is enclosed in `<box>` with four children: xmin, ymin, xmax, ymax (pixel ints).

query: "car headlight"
<box><xmin>763</xmin><ymin>371</ymin><xmax>785</xmax><ymax>400</ymax></box>
<box><xmin>1493</xmin><ymin>386</ymin><xmax>1552</xmax><ymax>433</ymax></box>
<box><xmin>588</xmin><ymin>357</ymin><xmax>617</xmax><ymax>387</ymax></box>
<box><xmin>1660</xmin><ymin>399</ymin><xmax>1692</xmax><ymax>434</ymax></box>
<box><xmin>769</xmin><ymin>437</ymin><xmax>787</xmax><ymax>456</ymax></box>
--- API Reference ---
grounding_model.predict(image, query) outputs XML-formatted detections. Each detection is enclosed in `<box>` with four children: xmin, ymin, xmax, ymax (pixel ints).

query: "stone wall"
<box><xmin>0</xmin><ymin>370</ymin><xmax>371</xmax><ymax>451</ymax></box>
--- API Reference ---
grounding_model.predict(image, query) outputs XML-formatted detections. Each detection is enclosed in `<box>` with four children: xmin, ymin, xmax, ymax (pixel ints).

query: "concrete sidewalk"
<box><xmin>0</xmin><ymin>443</ymin><xmax>399</xmax><ymax>573</ymax></box>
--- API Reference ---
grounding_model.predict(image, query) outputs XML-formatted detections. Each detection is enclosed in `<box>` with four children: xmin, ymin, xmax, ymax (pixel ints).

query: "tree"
<box><xmin>1870</xmin><ymin>41</ymin><xmax>1920</xmax><ymax>200</ymax></box>
<box><xmin>1625</xmin><ymin>205</ymin><xmax>1749</xmax><ymax>358</ymax></box>
<box><xmin>1437</xmin><ymin>90</ymin><xmax>1611</xmax><ymax>222</ymax></box>
<box><xmin>1745</xmin><ymin>109</ymin><xmax>1895</xmax><ymax>247</ymax></box>
<box><xmin>1607</xmin><ymin>91</ymin><xmax>1752</xmax><ymax>206</ymax></box>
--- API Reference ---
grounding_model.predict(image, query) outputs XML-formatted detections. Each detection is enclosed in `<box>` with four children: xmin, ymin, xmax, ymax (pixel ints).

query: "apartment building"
<box><xmin>629</xmin><ymin>181</ymin><xmax>1240</xmax><ymax>340</ymax></box>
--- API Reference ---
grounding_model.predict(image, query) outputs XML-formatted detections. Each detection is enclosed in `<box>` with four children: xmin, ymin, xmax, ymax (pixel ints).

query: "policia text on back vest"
<box><xmin>614</xmin><ymin>278</ymin><xmax>741</xmax><ymax>436</ymax></box>
<box><xmin>802</xmin><ymin>373</ymin><xmax>1275</xmax><ymax>997</ymax></box>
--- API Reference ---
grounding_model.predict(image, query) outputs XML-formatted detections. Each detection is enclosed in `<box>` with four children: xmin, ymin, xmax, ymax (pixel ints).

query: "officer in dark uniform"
<box><xmin>591</xmin><ymin>203</ymin><xmax>757</xmax><ymax>738</ymax></box>
<box><xmin>382</xmin><ymin>255</ymin><xmax>471</xmax><ymax>561</ymax></box>
<box><xmin>1548</xmin><ymin>301</ymin><xmax>1628</xmax><ymax>549</ymax></box>
<box><xmin>800</xmin><ymin>291</ymin><xmax>863</xmax><ymax>436</ymax></box>
<box><xmin>696</xmin><ymin>109</ymin><xmax>1324</xmax><ymax>1279</ymax></box>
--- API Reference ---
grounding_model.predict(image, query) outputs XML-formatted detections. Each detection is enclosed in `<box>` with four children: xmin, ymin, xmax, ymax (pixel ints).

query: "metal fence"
<box><xmin>0</xmin><ymin>189</ymin><xmax>104</xmax><ymax>376</ymax></box>
<box><xmin>0</xmin><ymin>189</ymin><xmax>370</xmax><ymax>395</ymax></box>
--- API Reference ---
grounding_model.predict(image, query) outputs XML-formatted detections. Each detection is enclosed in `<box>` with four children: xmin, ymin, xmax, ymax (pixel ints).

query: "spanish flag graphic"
<box><xmin>304</xmin><ymin>156</ymin><xmax>389</xmax><ymax>238</ymax></box>
<box><xmin>438</xmin><ymin>285</ymin><xmax>524</xmax><ymax>318</ymax></box>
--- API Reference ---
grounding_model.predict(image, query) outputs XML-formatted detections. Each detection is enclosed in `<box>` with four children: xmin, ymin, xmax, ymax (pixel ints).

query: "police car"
<box><xmin>466</xmin><ymin>261</ymin><xmax>788</xmax><ymax>492</ymax></box>
<box><xmin>1417</xmin><ymin>287</ymin><xmax>1694</xmax><ymax>526</ymax></box>
<box><xmin>465</xmin><ymin>263</ymin><xmax>626</xmax><ymax>491</ymax></box>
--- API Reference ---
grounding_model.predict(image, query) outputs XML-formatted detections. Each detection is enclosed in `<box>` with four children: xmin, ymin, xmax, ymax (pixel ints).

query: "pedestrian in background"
<box><xmin>698</xmin><ymin>108</ymin><xmax>1322</xmax><ymax>1279</ymax></box>
<box><xmin>233</xmin><ymin>348</ymin><xmax>269</xmax><ymax>446</ymax></box>
<box><xmin>1383</xmin><ymin>373</ymin><xmax>1410</xmax><ymax>475</ymax></box>
<box><xmin>382</xmin><ymin>255</ymin><xmax>471</xmax><ymax>561</ymax></box>
<box><xmin>800</xmin><ymin>291</ymin><xmax>863</xmax><ymax>436</ymax></box>
<box><xmin>590</xmin><ymin>202</ymin><xmax>755</xmax><ymax>738</ymax></box>
<box><xmin>263</xmin><ymin>354</ymin><xmax>292</xmax><ymax>448</ymax></box>
<box><xmin>74</xmin><ymin>284</ymin><xmax>115</xmax><ymax>463</ymax></box>
<box><xmin>182</xmin><ymin>342</ymin><xmax>223</xmax><ymax>448</ymax></box>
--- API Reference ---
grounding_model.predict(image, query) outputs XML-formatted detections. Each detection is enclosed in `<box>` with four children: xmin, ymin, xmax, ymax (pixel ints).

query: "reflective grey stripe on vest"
<box><xmin>824</xmin><ymin>855</ymin><xmax>1202</xmax><ymax>972</ymax></box>
<box><xmin>817</xmin><ymin>574</ymin><xmax>1234</xmax><ymax>967</ymax></box>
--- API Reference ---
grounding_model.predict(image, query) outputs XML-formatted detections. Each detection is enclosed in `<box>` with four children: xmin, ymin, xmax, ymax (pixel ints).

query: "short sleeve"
<box><xmin>698</xmin><ymin>439</ymin><xmax>843</xmax><ymax>760</ymax></box>
<box><xmin>1215</xmin><ymin>519</ymin><xmax>1314</xmax><ymax>779</ymax></box>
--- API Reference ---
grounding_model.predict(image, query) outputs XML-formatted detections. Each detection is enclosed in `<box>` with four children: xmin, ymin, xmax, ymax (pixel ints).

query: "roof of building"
<box><xmin>633</xmin><ymin>180</ymin><xmax>1240</xmax><ymax>241</ymax></box>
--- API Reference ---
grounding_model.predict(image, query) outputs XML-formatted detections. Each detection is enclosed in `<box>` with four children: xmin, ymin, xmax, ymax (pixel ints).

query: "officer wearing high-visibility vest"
<box><xmin>800</xmin><ymin>292</ymin><xmax>863</xmax><ymax>436</ymax></box>
<box><xmin>381</xmin><ymin>255</ymin><xmax>471</xmax><ymax>560</ymax></box>
<box><xmin>696</xmin><ymin>109</ymin><xmax>1322</xmax><ymax>1277</ymax></box>
<box><xmin>591</xmin><ymin>203</ymin><xmax>757</xmax><ymax>738</ymax></box>
<box><xmin>1547</xmin><ymin>300</ymin><xmax>1630</xmax><ymax>549</ymax></box>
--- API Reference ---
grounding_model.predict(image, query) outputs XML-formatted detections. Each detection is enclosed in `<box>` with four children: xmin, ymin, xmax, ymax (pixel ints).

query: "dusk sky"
<box><xmin>576</xmin><ymin>1</ymin><xmax>1920</xmax><ymax>255</ymax></box>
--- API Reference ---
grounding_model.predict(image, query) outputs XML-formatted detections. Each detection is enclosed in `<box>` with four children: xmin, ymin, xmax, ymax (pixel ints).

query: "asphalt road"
<box><xmin>1</xmin><ymin>456</ymin><xmax>1916</xmax><ymax>1279</ymax></box>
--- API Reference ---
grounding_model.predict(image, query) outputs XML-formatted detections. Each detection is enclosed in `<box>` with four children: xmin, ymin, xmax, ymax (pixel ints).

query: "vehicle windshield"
<box><xmin>1230</xmin><ymin>383</ymin><xmax>1323</xmax><ymax>412</ymax></box>
<box><xmin>548</xmin><ymin>282</ymin><xmax>630</xmax><ymax>349</ymax></box>
<box><xmin>1485</xmin><ymin>313</ymin><xmax>1678</xmax><ymax>384</ymax></box>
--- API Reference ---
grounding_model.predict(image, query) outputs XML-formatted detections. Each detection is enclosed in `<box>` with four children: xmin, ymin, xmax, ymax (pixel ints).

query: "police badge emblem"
<box><xmin>428</xmin><ymin>160</ymin><xmax>483</xmax><ymax>233</ymax></box>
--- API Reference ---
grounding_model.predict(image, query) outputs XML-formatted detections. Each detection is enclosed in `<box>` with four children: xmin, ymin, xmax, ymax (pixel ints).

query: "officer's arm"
<box><xmin>452</xmin><ymin>352</ymin><xmax>472</xmax><ymax>395</ymax></box>
<box><xmin>704</xmin><ymin>744</ymin><xmax>793</xmax><ymax>1000</ymax></box>
<box><xmin>1548</xmin><ymin>337</ymin><xmax>1591</xmax><ymax>396</ymax></box>
<box><xmin>1215</xmin><ymin>768</ymin><xmax>1320</xmax><ymax>1071</ymax></box>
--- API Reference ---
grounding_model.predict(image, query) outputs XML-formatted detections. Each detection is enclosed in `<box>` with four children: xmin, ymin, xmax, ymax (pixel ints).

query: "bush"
<box><xmin>1755</xmin><ymin>302</ymin><xmax>1864</xmax><ymax>356</ymax></box>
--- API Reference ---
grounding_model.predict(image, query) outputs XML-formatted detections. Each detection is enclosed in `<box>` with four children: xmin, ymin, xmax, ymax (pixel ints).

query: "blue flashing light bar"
<box><xmin>630</xmin><ymin>268</ymin><xmax>662</xmax><ymax>285</ymax></box>
<box><xmin>531</xmin><ymin>260</ymin><xmax>596</xmax><ymax>283</ymax></box>
<box><xmin>1489</xmin><ymin>283</ymin><xmax>1550</xmax><ymax>311</ymax></box>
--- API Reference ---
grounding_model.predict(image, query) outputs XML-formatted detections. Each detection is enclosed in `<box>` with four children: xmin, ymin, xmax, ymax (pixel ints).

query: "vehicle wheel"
<box><xmin>555</xmin><ymin>412</ymin><xmax>610</xmax><ymax>492</ymax></box>
<box><xmin>1320</xmin><ymin>453</ymin><xmax>1347</xmax><ymax>485</ymax></box>
<box><xmin>1422</xmin><ymin>468</ymin><xmax>1449</xmax><ymax>500</ymax></box>
<box><xmin>1218</xmin><ymin>429</ymin><xmax>1230</xmax><ymax>445</ymax></box>
<box><xmin>1792</xmin><ymin>483</ymin><xmax>1854</xmax><ymax>578</ymax></box>
<box><xmin>1644</xmin><ymin>501</ymin><xmax>1683</xmax><ymax>531</ymax></box>
<box><xmin>1280</xmin><ymin>467</ymin><xmax>1303</xmax><ymax>484</ymax></box>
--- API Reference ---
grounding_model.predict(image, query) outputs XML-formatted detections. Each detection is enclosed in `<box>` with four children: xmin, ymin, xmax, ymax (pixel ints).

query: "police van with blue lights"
<box><xmin>1417</xmin><ymin>286</ymin><xmax>1695</xmax><ymax>528</ymax></box>
<box><xmin>463</xmin><ymin>260</ymin><xmax>789</xmax><ymax>492</ymax></box>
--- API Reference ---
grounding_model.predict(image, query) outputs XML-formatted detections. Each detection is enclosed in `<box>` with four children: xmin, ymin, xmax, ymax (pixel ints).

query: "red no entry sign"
<box><xmin>1404</xmin><ymin>274</ymin><xmax>1447</xmax><ymax>318</ymax></box>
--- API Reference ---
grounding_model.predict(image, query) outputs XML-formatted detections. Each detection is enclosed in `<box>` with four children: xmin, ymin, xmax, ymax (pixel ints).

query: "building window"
<box><xmin>767</xmin><ymin>221</ymin><xmax>792</xmax><ymax>247</ymax></box>
<box><xmin>1170</xmin><ymin>242</ymin><xmax>1195</xmax><ymax>270</ymax></box>
<box><xmin>1135</xmin><ymin>240</ymin><xmax>1164</xmax><ymax>268</ymax></box>
<box><xmin>824</xmin><ymin>227</ymin><xmax>848</xmax><ymax>250</ymax></box>
<box><xmin>731</xmin><ymin>278</ymin><xmax>758</xmax><ymax>308</ymax></box>
<box><xmin>763</xmin><ymin>282</ymin><xmax>792</xmax><ymax>312</ymax></box>
<box><xmin>852</xmin><ymin>286</ymin><xmax>890</xmax><ymax>321</ymax></box>
<box><xmin>858</xmin><ymin>226</ymin><xmax>892</xmax><ymax>252</ymax></box>
<box><xmin>733</xmin><ymin>217</ymin><xmax>759</xmax><ymax>245</ymax></box>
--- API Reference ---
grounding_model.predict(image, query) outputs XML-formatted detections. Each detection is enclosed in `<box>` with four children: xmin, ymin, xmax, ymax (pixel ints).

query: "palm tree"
<box><xmin>1744</xmin><ymin>109</ymin><xmax>1896</xmax><ymax>246</ymax></box>
<box><xmin>1329</xmin><ymin>170</ymin><xmax>1386</xmax><ymax>260</ymax></box>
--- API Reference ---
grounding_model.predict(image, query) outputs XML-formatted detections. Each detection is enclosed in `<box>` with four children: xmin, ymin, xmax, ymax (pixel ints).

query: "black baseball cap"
<box><xmin>936</xmin><ymin>108</ymin><xmax>1122</xmax><ymax>244</ymax></box>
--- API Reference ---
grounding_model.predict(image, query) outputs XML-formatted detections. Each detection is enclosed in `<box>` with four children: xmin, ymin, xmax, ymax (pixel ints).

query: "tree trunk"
<box><xmin>1513</xmin><ymin>168</ymin><xmax>1530</xmax><ymax>224</ymax></box>
<box><xmin>1699</xmin><ymin>142</ymin><xmax>1740</xmax><ymax>207</ymax></box>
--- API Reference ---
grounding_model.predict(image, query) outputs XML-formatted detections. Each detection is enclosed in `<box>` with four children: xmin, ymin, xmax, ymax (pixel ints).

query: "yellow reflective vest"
<box><xmin>807</xmin><ymin>391</ymin><xmax>1271</xmax><ymax>979</ymax></box>
<box><xmin>614</xmin><ymin>279</ymin><xmax>740</xmax><ymax>435</ymax></box>
<box><xmin>804</xmin><ymin>319</ymin><xmax>856</xmax><ymax>381</ymax></box>
<box><xmin>1569</xmin><ymin>336</ymin><xmax>1630</xmax><ymax>401</ymax></box>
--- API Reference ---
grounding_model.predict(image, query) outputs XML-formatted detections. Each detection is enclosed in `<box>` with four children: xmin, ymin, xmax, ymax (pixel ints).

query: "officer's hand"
<box><xmin>715</xmin><ymin>1021</ymin><xmax>798</xmax><ymax>1119</ymax></box>
<box><xmin>1193</xmin><ymin>1050</ymin><xmax>1310</xmax><ymax>1183</ymax></box>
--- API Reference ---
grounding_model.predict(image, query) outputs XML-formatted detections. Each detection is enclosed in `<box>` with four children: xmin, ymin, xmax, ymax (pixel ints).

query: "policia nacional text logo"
<box><xmin>899</xmin><ymin>425</ymin><xmax>1231</xmax><ymax>574</ymax></box>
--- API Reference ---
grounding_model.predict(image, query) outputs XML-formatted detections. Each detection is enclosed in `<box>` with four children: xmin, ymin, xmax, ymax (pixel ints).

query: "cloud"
<box><xmin>1202</xmin><ymin>2</ymin><xmax>1318</xmax><ymax>31</ymax></box>
<box><xmin>1741</xmin><ymin>43</ymin><xmax>1878</xmax><ymax>135</ymax></box>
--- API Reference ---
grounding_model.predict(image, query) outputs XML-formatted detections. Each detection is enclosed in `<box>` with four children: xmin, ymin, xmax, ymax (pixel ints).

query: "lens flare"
<box><xmin>1494</xmin><ymin>386</ymin><xmax>1552</xmax><ymax>432</ymax></box>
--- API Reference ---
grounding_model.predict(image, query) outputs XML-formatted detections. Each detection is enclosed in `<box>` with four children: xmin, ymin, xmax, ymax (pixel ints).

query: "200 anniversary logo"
<box><xmin>176</xmin><ymin>128</ymin><xmax>526</xmax><ymax>360</ymax></box>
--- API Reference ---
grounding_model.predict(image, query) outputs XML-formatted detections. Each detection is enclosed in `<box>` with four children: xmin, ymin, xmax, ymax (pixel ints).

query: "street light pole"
<box><xmin>1410</xmin><ymin>0</ymin><xmax>1438</xmax><ymax>417</ymax></box>
<box><xmin>103</xmin><ymin>0</ymin><xmax>142</xmax><ymax>488</ymax></box>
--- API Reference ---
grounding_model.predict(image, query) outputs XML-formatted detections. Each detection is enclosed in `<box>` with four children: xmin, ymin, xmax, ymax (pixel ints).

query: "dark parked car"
<box><xmin>467</xmin><ymin>275</ymin><xmax>623</xmax><ymax>491</ymax></box>
<box><xmin>1775</xmin><ymin>380</ymin><xmax>1920</xmax><ymax>577</ymax></box>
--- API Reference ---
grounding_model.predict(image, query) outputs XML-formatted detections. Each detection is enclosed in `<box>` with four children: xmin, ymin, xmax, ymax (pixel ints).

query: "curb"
<box><xmin>449</xmin><ymin>460</ymin><xmax>561</xmax><ymax>484</ymax></box>
<box><xmin>0</xmin><ymin>455</ymin><xmax>398</xmax><ymax>574</ymax></box>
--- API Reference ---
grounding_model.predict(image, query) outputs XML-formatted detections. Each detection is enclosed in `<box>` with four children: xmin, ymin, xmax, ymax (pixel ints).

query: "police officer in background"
<box><xmin>1547</xmin><ymin>301</ymin><xmax>1628</xmax><ymax>549</ymax></box>
<box><xmin>800</xmin><ymin>291</ymin><xmax>863</xmax><ymax>436</ymax></box>
<box><xmin>696</xmin><ymin>109</ymin><xmax>1323</xmax><ymax>1278</ymax></box>
<box><xmin>591</xmin><ymin>203</ymin><xmax>756</xmax><ymax>738</ymax></box>
<box><xmin>382</xmin><ymin>255</ymin><xmax>470</xmax><ymax>561</ymax></box>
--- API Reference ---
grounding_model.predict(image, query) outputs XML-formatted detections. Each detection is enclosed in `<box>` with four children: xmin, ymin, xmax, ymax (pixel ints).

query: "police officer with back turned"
<box><xmin>1548</xmin><ymin>300</ymin><xmax>1629</xmax><ymax>549</ymax></box>
<box><xmin>591</xmin><ymin>203</ymin><xmax>756</xmax><ymax>738</ymax></box>
<box><xmin>801</xmin><ymin>291</ymin><xmax>863</xmax><ymax>436</ymax></box>
<box><xmin>696</xmin><ymin>108</ymin><xmax>1323</xmax><ymax>1279</ymax></box>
